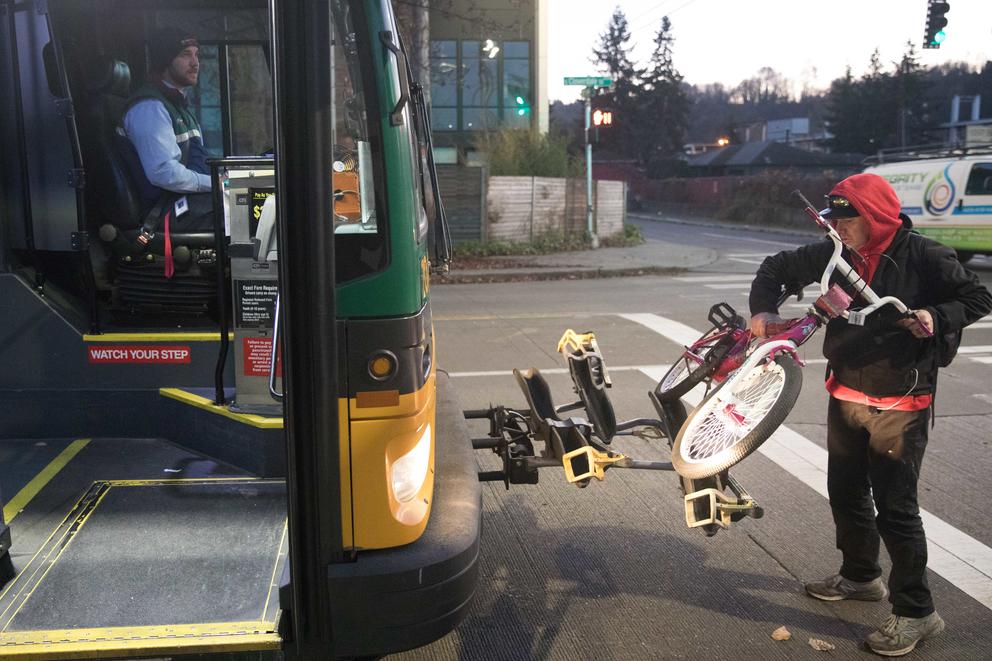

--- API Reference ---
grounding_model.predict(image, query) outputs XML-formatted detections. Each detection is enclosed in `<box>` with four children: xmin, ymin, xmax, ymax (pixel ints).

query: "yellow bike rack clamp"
<box><xmin>556</xmin><ymin>328</ymin><xmax>600</xmax><ymax>356</ymax></box>
<box><xmin>683</xmin><ymin>487</ymin><xmax>760</xmax><ymax>529</ymax></box>
<box><xmin>562</xmin><ymin>446</ymin><xmax>625</xmax><ymax>483</ymax></box>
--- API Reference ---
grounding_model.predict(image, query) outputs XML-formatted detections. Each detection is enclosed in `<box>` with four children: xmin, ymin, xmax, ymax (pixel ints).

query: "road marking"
<box><xmin>958</xmin><ymin>345</ymin><xmax>992</xmax><ymax>354</ymax></box>
<box><xmin>617</xmin><ymin>313</ymin><xmax>700</xmax><ymax>347</ymax></box>
<box><xmin>706</xmin><ymin>283</ymin><xmax>756</xmax><ymax>290</ymax></box>
<box><xmin>675</xmin><ymin>275</ymin><xmax>755</xmax><ymax>283</ymax></box>
<box><xmin>435</xmin><ymin>312</ymin><xmax>616</xmax><ymax>321</ymax></box>
<box><xmin>702</xmin><ymin>232</ymin><xmax>798</xmax><ymax>248</ymax></box>
<box><xmin>728</xmin><ymin>257</ymin><xmax>765</xmax><ymax>265</ymax></box>
<box><xmin>449</xmin><ymin>364</ymin><xmax>667</xmax><ymax>378</ymax></box>
<box><xmin>3</xmin><ymin>439</ymin><xmax>90</xmax><ymax>523</ymax></box>
<box><xmin>628</xmin><ymin>313</ymin><xmax>992</xmax><ymax>610</ymax></box>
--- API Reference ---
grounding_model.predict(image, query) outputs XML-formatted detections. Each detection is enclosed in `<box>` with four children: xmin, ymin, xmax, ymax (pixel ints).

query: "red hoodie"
<box><xmin>829</xmin><ymin>172</ymin><xmax>904</xmax><ymax>285</ymax></box>
<box><xmin>825</xmin><ymin>173</ymin><xmax>931</xmax><ymax>410</ymax></box>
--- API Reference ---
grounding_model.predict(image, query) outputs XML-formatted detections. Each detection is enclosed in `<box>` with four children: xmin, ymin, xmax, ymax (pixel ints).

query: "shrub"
<box><xmin>475</xmin><ymin>129</ymin><xmax>583</xmax><ymax>178</ymax></box>
<box><xmin>453</xmin><ymin>231</ymin><xmax>591</xmax><ymax>257</ymax></box>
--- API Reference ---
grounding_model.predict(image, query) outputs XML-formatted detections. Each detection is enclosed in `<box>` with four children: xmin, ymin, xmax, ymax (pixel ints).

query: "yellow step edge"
<box><xmin>3</xmin><ymin>440</ymin><xmax>90</xmax><ymax>524</ymax></box>
<box><xmin>83</xmin><ymin>332</ymin><xmax>234</xmax><ymax>342</ymax></box>
<box><xmin>0</xmin><ymin>622</ymin><xmax>281</xmax><ymax>660</ymax></box>
<box><xmin>159</xmin><ymin>388</ymin><xmax>284</xmax><ymax>429</ymax></box>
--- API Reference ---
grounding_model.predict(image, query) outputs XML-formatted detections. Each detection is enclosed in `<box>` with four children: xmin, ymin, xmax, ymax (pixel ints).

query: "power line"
<box><xmin>626</xmin><ymin>0</ymin><xmax>683</xmax><ymax>27</ymax></box>
<box><xmin>628</xmin><ymin>0</ymin><xmax>703</xmax><ymax>40</ymax></box>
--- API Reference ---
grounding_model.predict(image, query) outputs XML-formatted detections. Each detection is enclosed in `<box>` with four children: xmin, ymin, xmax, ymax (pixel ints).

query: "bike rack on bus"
<box><xmin>465</xmin><ymin>329</ymin><xmax>765</xmax><ymax>533</ymax></box>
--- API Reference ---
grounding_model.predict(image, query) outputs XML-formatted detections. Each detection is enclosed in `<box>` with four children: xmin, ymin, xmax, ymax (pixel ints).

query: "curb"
<box><xmin>629</xmin><ymin>212</ymin><xmax>821</xmax><ymax>239</ymax></box>
<box><xmin>436</xmin><ymin>265</ymin><xmax>688</xmax><ymax>285</ymax></box>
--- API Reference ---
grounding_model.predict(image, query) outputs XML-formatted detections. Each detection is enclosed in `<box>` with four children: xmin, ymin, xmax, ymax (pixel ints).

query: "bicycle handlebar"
<box><xmin>792</xmin><ymin>190</ymin><xmax>932</xmax><ymax>337</ymax></box>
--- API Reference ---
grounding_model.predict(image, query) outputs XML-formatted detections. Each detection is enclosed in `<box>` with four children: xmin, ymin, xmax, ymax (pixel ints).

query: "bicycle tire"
<box><xmin>672</xmin><ymin>354</ymin><xmax>802</xmax><ymax>479</ymax></box>
<box><xmin>656</xmin><ymin>327</ymin><xmax>733</xmax><ymax>403</ymax></box>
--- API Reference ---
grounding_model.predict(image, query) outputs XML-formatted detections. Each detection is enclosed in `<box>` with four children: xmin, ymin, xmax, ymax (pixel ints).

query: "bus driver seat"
<box><xmin>80</xmin><ymin>58</ymin><xmax>217</xmax><ymax>315</ymax></box>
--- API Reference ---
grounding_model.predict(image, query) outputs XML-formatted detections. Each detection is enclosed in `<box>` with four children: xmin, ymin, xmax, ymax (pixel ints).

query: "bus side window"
<box><xmin>965</xmin><ymin>163</ymin><xmax>992</xmax><ymax>195</ymax></box>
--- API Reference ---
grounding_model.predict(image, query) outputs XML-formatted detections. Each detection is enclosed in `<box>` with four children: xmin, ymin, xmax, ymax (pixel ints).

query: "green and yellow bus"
<box><xmin>0</xmin><ymin>0</ymin><xmax>480</xmax><ymax>659</ymax></box>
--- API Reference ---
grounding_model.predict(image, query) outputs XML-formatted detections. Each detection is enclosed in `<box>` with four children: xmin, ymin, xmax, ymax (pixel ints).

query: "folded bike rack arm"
<box><xmin>683</xmin><ymin>472</ymin><xmax>764</xmax><ymax>529</ymax></box>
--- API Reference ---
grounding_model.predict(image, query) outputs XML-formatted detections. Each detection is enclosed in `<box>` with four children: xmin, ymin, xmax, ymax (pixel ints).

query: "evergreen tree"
<box><xmin>825</xmin><ymin>67</ymin><xmax>865</xmax><ymax>153</ymax></box>
<box><xmin>591</xmin><ymin>6</ymin><xmax>639</xmax><ymax>82</ymax></box>
<box><xmin>893</xmin><ymin>40</ymin><xmax>928</xmax><ymax>146</ymax></box>
<box><xmin>638</xmin><ymin>16</ymin><xmax>690</xmax><ymax>171</ymax></box>
<box><xmin>591</xmin><ymin>6</ymin><xmax>641</xmax><ymax>158</ymax></box>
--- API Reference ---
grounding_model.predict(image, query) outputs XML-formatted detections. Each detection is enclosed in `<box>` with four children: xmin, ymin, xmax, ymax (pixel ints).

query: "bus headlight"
<box><xmin>390</xmin><ymin>423</ymin><xmax>431</xmax><ymax>502</ymax></box>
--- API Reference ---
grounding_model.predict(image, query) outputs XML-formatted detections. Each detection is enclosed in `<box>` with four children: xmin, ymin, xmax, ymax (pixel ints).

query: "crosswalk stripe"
<box><xmin>957</xmin><ymin>345</ymin><xmax>992</xmax><ymax>354</ymax></box>
<box><xmin>674</xmin><ymin>275</ymin><xmax>754</xmax><ymax>283</ymax></box>
<box><xmin>706</xmin><ymin>283</ymin><xmax>755</xmax><ymax>289</ymax></box>
<box><xmin>448</xmin><ymin>364</ymin><xmax>667</xmax><ymax>378</ymax></box>
<box><xmin>628</xmin><ymin>313</ymin><xmax>992</xmax><ymax>611</ymax></box>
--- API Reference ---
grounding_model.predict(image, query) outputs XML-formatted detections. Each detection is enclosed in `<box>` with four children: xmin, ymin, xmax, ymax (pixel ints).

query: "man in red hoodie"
<box><xmin>749</xmin><ymin>173</ymin><xmax>992</xmax><ymax>656</ymax></box>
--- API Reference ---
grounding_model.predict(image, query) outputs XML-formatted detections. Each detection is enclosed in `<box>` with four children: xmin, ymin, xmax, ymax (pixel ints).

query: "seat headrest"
<box><xmin>87</xmin><ymin>59</ymin><xmax>131</xmax><ymax>97</ymax></box>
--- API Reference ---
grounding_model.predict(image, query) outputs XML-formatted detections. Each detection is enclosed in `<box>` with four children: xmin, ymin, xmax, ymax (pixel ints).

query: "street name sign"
<box><xmin>564</xmin><ymin>76</ymin><xmax>613</xmax><ymax>87</ymax></box>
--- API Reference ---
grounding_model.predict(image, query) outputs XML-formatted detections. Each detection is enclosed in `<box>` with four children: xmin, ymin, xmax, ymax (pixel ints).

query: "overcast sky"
<box><xmin>548</xmin><ymin>0</ymin><xmax>992</xmax><ymax>103</ymax></box>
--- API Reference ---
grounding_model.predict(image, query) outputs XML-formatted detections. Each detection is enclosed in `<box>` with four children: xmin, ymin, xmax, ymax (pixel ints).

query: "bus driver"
<box><xmin>122</xmin><ymin>27</ymin><xmax>214</xmax><ymax>238</ymax></box>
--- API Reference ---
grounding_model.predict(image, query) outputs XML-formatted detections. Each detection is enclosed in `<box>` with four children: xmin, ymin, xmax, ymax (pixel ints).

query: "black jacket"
<box><xmin>749</xmin><ymin>222</ymin><xmax>992</xmax><ymax>397</ymax></box>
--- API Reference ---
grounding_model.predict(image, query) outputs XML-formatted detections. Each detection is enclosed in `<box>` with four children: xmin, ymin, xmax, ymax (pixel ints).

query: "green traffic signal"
<box><xmin>923</xmin><ymin>1</ymin><xmax>950</xmax><ymax>49</ymax></box>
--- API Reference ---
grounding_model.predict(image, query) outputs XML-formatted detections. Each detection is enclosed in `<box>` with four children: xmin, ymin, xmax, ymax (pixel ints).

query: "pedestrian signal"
<box><xmin>592</xmin><ymin>109</ymin><xmax>613</xmax><ymax>127</ymax></box>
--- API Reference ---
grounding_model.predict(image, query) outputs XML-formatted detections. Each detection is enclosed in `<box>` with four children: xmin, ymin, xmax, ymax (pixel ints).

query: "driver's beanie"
<box><xmin>148</xmin><ymin>27</ymin><xmax>198</xmax><ymax>73</ymax></box>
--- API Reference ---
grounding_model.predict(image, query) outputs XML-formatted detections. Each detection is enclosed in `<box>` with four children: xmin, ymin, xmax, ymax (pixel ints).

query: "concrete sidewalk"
<box><xmin>438</xmin><ymin>238</ymin><xmax>718</xmax><ymax>284</ymax></box>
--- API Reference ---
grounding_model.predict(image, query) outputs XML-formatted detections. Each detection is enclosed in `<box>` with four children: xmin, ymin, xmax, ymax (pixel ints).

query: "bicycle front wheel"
<box><xmin>672</xmin><ymin>354</ymin><xmax>802</xmax><ymax>479</ymax></box>
<box><xmin>656</xmin><ymin>327</ymin><xmax>732</xmax><ymax>403</ymax></box>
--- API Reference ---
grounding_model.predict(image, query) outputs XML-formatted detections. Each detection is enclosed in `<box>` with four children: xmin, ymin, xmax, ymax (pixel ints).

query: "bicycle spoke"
<box><xmin>680</xmin><ymin>361</ymin><xmax>787</xmax><ymax>462</ymax></box>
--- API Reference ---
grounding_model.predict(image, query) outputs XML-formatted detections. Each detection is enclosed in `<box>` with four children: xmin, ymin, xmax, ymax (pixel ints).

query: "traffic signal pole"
<box><xmin>565</xmin><ymin>76</ymin><xmax>612</xmax><ymax>250</ymax></box>
<box><xmin>584</xmin><ymin>89</ymin><xmax>598</xmax><ymax>249</ymax></box>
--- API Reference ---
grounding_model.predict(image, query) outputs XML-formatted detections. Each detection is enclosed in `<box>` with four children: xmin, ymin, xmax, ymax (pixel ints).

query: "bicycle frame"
<box><xmin>704</xmin><ymin>191</ymin><xmax>930</xmax><ymax>398</ymax></box>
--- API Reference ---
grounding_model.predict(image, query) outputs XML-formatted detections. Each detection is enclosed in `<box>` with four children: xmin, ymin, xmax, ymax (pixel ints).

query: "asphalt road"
<box><xmin>395</xmin><ymin>218</ymin><xmax>992</xmax><ymax>660</ymax></box>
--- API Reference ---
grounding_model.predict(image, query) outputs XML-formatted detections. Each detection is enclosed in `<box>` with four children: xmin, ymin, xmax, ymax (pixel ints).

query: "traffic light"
<box><xmin>923</xmin><ymin>1</ymin><xmax>950</xmax><ymax>49</ymax></box>
<box><xmin>514</xmin><ymin>95</ymin><xmax>529</xmax><ymax>116</ymax></box>
<box><xmin>592</xmin><ymin>109</ymin><xmax>613</xmax><ymax>127</ymax></box>
<box><xmin>512</xmin><ymin>91</ymin><xmax>530</xmax><ymax>117</ymax></box>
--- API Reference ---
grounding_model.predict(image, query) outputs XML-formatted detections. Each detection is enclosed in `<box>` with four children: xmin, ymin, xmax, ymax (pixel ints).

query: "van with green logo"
<box><xmin>865</xmin><ymin>152</ymin><xmax>992</xmax><ymax>261</ymax></box>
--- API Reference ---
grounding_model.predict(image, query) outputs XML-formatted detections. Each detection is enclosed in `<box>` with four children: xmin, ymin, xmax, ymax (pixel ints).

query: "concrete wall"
<box><xmin>485</xmin><ymin>176</ymin><xmax>625</xmax><ymax>242</ymax></box>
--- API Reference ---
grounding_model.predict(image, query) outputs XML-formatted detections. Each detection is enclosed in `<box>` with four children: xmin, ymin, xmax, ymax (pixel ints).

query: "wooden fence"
<box><xmin>484</xmin><ymin>176</ymin><xmax>626</xmax><ymax>242</ymax></box>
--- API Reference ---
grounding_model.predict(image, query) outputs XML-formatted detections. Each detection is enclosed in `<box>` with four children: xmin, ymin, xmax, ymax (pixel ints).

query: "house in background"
<box><xmin>687</xmin><ymin>140</ymin><xmax>863</xmax><ymax>177</ymax></box>
<box><xmin>428</xmin><ymin>0</ymin><xmax>549</xmax><ymax>163</ymax></box>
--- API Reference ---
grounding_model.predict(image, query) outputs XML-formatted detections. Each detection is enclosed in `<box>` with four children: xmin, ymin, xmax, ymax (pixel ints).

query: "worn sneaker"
<box><xmin>865</xmin><ymin>612</ymin><xmax>945</xmax><ymax>656</ymax></box>
<box><xmin>804</xmin><ymin>573</ymin><xmax>889</xmax><ymax>602</ymax></box>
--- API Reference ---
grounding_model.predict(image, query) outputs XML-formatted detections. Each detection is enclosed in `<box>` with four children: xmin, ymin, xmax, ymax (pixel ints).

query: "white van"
<box><xmin>864</xmin><ymin>154</ymin><xmax>992</xmax><ymax>260</ymax></box>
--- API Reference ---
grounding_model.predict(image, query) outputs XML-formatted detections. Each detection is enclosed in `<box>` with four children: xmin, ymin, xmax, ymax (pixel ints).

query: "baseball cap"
<box><xmin>822</xmin><ymin>195</ymin><xmax>861</xmax><ymax>220</ymax></box>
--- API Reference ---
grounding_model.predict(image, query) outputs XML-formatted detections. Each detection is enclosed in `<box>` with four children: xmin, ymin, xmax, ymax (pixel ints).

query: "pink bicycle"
<box><xmin>666</xmin><ymin>192</ymin><xmax>931</xmax><ymax>479</ymax></box>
